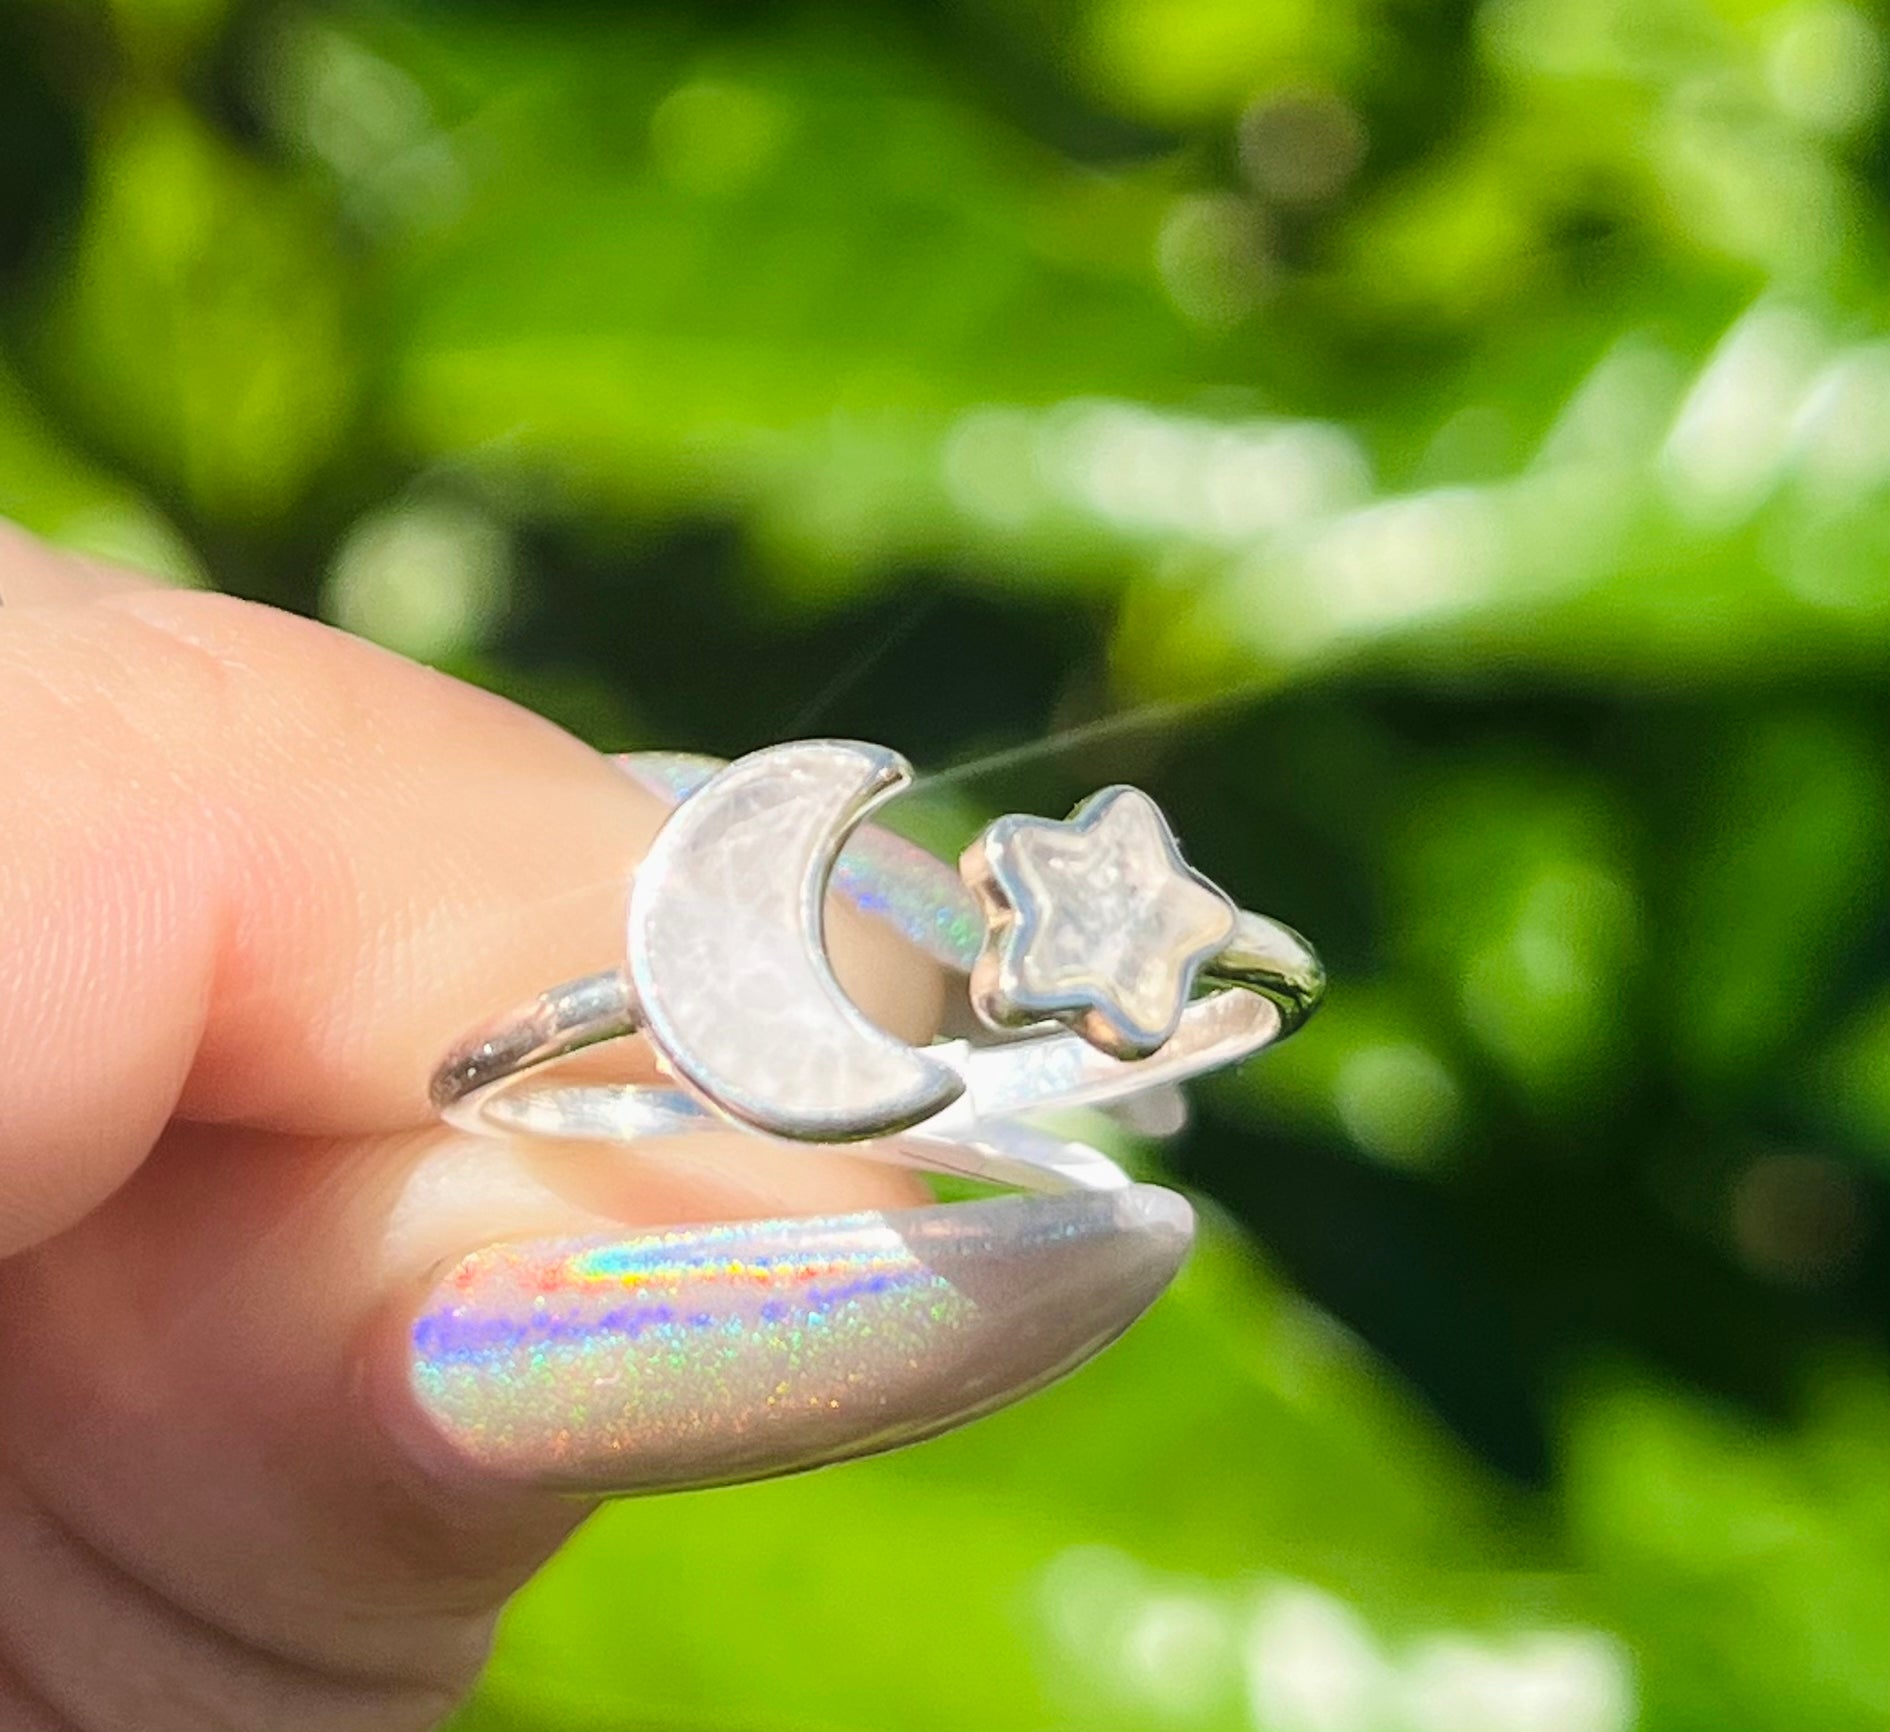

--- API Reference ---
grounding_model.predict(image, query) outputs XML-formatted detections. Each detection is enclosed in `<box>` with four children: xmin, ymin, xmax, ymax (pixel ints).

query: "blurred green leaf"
<box><xmin>1667</xmin><ymin>713</ymin><xmax>1887</xmax><ymax>1097</ymax></box>
<box><xmin>0</xmin><ymin>356</ymin><xmax>203</xmax><ymax>581</ymax></box>
<box><xmin>1803</xmin><ymin>990</ymin><xmax>1890</xmax><ymax>1167</ymax></box>
<box><xmin>37</xmin><ymin>99</ymin><xmax>359</xmax><ymax>528</ymax></box>
<box><xmin>1565</xmin><ymin>1357</ymin><xmax>1890</xmax><ymax>1732</ymax></box>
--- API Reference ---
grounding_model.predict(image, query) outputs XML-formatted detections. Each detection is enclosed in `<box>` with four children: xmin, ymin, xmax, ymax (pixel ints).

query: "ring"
<box><xmin>431</xmin><ymin>740</ymin><xmax>1323</xmax><ymax>1194</ymax></box>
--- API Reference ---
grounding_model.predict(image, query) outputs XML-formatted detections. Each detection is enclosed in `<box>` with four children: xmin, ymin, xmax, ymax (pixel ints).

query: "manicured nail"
<box><xmin>403</xmin><ymin>1185</ymin><xmax>1192</xmax><ymax>1492</ymax></box>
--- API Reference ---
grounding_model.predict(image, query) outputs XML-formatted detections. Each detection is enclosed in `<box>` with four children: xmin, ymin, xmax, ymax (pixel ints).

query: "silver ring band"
<box><xmin>432</xmin><ymin>905</ymin><xmax>1317</xmax><ymax>1126</ymax></box>
<box><xmin>429</xmin><ymin>743</ymin><xmax>1324</xmax><ymax>1194</ymax></box>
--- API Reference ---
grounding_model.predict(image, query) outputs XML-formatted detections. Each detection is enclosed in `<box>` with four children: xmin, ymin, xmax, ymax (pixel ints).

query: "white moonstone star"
<box><xmin>962</xmin><ymin>786</ymin><xmax>1238</xmax><ymax>1060</ymax></box>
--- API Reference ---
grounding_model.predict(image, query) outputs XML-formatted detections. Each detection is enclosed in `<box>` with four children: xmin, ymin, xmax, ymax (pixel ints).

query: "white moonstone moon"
<box><xmin>627</xmin><ymin>740</ymin><xmax>966</xmax><ymax>1141</ymax></box>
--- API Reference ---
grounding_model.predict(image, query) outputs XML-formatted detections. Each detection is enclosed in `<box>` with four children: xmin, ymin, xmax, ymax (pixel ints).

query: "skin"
<box><xmin>0</xmin><ymin>526</ymin><xmax>943</xmax><ymax>1731</ymax></box>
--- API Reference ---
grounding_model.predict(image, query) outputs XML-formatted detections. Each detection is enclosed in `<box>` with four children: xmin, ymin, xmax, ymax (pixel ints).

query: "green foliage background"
<box><xmin>2</xmin><ymin>1</ymin><xmax>1886</xmax><ymax>1727</ymax></box>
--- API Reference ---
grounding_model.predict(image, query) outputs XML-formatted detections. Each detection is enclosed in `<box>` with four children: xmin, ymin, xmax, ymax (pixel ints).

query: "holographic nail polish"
<box><xmin>404</xmin><ymin>1186</ymin><xmax>1191</xmax><ymax>1492</ymax></box>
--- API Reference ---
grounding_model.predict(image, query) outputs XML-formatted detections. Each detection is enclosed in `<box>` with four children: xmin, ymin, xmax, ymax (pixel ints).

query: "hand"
<box><xmin>0</xmin><ymin>532</ymin><xmax>954</xmax><ymax>1731</ymax></box>
<box><xmin>0</xmin><ymin>530</ymin><xmax>1187</xmax><ymax>1732</ymax></box>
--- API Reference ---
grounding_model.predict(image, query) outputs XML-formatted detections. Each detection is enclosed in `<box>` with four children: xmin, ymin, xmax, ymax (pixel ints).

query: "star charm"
<box><xmin>961</xmin><ymin>786</ymin><xmax>1238</xmax><ymax>1060</ymax></box>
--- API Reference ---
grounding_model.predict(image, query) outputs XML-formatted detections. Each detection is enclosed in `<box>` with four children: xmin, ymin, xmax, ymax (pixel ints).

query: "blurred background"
<box><xmin>2</xmin><ymin>0</ymin><xmax>1886</xmax><ymax>1727</ymax></box>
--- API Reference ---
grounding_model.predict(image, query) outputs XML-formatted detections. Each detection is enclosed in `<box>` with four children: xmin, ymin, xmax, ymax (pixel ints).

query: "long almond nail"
<box><xmin>403</xmin><ymin>1185</ymin><xmax>1192</xmax><ymax>1492</ymax></box>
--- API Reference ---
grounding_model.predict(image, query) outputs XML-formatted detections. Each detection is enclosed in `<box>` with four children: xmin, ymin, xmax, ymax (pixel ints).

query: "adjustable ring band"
<box><xmin>430</xmin><ymin>741</ymin><xmax>1324</xmax><ymax>1194</ymax></box>
<box><xmin>432</xmin><ymin>912</ymin><xmax>1317</xmax><ymax>1128</ymax></box>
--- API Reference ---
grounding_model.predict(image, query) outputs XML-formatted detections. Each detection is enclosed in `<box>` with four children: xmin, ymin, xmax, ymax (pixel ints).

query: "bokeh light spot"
<box><xmin>1334</xmin><ymin>1043</ymin><xmax>1464</xmax><ymax>1170</ymax></box>
<box><xmin>323</xmin><ymin>496</ymin><xmax>512</xmax><ymax>662</ymax></box>
<box><xmin>651</xmin><ymin>79</ymin><xmax>790</xmax><ymax>196</ymax></box>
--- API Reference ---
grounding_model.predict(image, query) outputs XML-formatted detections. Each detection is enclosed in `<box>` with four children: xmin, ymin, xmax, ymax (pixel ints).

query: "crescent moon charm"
<box><xmin>626</xmin><ymin>740</ymin><xmax>967</xmax><ymax>1141</ymax></box>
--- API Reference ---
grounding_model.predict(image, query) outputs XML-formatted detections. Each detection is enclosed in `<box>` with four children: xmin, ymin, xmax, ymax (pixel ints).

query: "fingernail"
<box><xmin>402</xmin><ymin>1185</ymin><xmax>1192</xmax><ymax>1492</ymax></box>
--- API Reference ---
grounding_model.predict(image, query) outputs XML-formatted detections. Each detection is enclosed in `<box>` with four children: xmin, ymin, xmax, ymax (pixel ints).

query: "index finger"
<box><xmin>0</xmin><ymin>574</ymin><xmax>943</xmax><ymax>1255</ymax></box>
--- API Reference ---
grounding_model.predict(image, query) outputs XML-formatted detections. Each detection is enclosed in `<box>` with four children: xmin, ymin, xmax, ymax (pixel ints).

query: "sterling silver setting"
<box><xmin>964</xmin><ymin>785</ymin><xmax>1240</xmax><ymax>1060</ymax></box>
<box><xmin>431</xmin><ymin>740</ymin><xmax>1324</xmax><ymax>1196</ymax></box>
